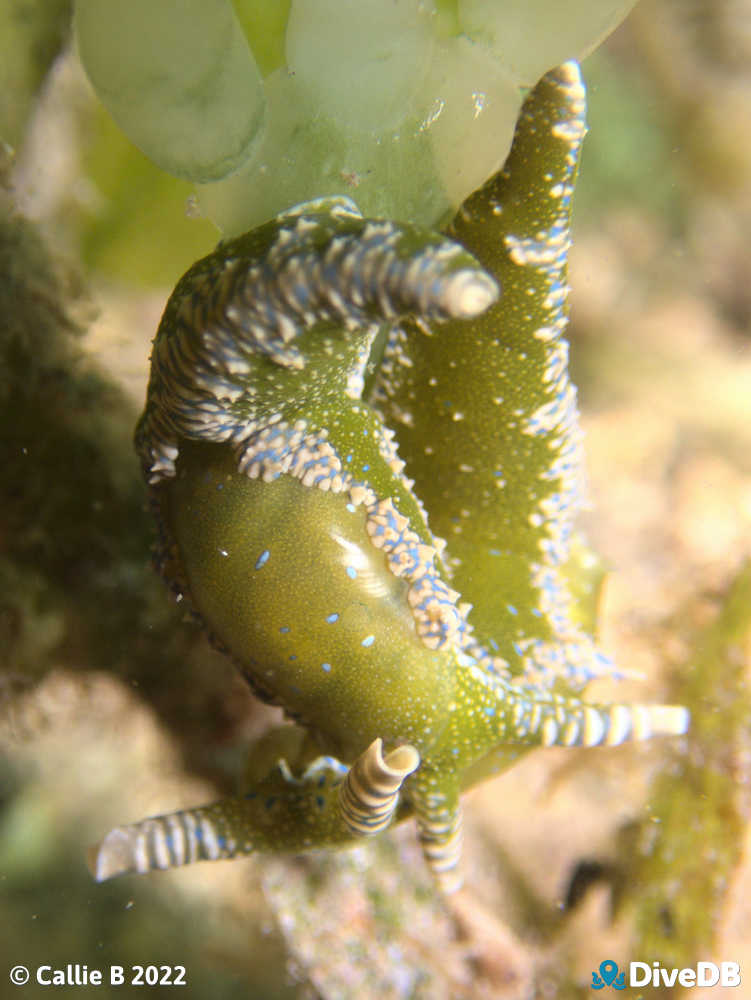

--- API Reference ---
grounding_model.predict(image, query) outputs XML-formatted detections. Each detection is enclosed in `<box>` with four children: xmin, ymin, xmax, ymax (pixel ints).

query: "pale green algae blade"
<box><xmin>74</xmin><ymin>0</ymin><xmax>265</xmax><ymax>182</ymax></box>
<box><xmin>202</xmin><ymin>0</ymin><xmax>637</xmax><ymax>231</ymax></box>
<box><xmin>74</xmin><ymin>0</ymin><xmax>638</xmax><ymax>231</ymax></box>
<box><xmin>285</xmin><ymin>0</ymin><xmax>437</xmax><ymax>133</ymax></box>
<box><xmin>460</xmin><ymin>0</ymin><xmax>639</xmax><ymax>85</ymax></box>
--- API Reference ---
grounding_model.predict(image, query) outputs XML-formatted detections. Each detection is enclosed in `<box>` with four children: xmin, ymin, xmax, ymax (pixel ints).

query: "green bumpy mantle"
<box><xmin>90</xmin><ymin>62</ymin><xmax>688</xmax><ymax>892</ymax></box>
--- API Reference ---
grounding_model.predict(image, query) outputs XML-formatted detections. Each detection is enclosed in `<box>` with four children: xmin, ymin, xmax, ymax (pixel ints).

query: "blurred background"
<box><xmin>1</xmin><ymin>1</ymin><xmax>750</xmax><ymax>997</ymax></box>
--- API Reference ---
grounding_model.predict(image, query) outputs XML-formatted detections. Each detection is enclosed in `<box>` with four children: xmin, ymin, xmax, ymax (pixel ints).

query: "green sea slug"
<box><xmin>90</xmin><ymin>62</ymin><xmax>688</xmax><ymax>892</ymax></box>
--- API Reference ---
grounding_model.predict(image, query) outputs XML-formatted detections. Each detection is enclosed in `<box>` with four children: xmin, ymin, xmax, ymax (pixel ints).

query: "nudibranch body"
<box><xmin>91</xmin><ymin>62</ymin><xmax>688</xmax><ymax>892</ymax></box>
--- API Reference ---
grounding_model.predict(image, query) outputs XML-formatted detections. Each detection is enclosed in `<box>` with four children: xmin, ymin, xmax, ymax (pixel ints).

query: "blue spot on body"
<box><xmin>346</xmin><ymin>503</ymin><xmax>356</xmax><ymax>513</ymax></box>
<box><xmin>361</xmin><ymin>634</ymin><xmax>375</xmax><ymax>647</ymax></box>
<box><xmin>507</xmin><ymin>604</ymin><xmax>518</xmax><ymax>615</ymax></box>
<box><xmin>316</xmin><ymin>796</ymin><xmax>325</xmax><ymax>808</ymax></box>
<box><xmin>483</xmin><ymin>705</ymin><xmax>496</xmax><ymax>717</ymax></box>
<box><xmin>321</xmin><ymin>662</ymin><xmax>331</xmax><ymax>672</ymax></box>
<box><xmin>289</xmin><ymin>654</ymin><xmax>297</xmax><ymax>661</ymax></box>
<box><xmin>362</xmin><ymin>463</ymin><xmax>370</xmax><ymax>472</ymax></box>
<box><xmin>346</xmin><ymin>566</ymin><xmax>357</xmax><ymax>580</ymax></box>
<box><xmin>293</xmin><ymin>282</ymin><xmax>311</xmax><ymax>307</ymax></box>
<box><xmin>255</xmin><ymin>549</ymin><xmax>270</xmax><ymax>570</ymax></box>
<box><xmin>326</xmin><ymin>612</ymin><xmax>339</xmax><ymax>624</ymax></box>
<box><xmin>280</xmin><ymin>625</ymin><xmax>290</xmax><ymax>634</ymax></box>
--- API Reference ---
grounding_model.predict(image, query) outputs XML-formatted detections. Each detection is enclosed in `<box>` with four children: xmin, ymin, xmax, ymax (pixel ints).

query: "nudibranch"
<box><xmin>90</xmin><ymin>62</ymin><xmax>688</xmax><ymax>892</ymax></box>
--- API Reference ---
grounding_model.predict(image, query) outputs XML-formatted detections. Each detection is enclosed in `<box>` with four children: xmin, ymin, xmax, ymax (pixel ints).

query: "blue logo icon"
<box><xmin>591</xmin><ymin>960</ymin><xmax>626</xmax><ymax>990</ymax></box>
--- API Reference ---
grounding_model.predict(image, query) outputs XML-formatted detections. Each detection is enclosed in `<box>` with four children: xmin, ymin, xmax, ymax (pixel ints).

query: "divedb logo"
<box><xmin>591</xmin><ymin>959</ymin><xmax>741</xmax><ymax>990</ymax></box>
